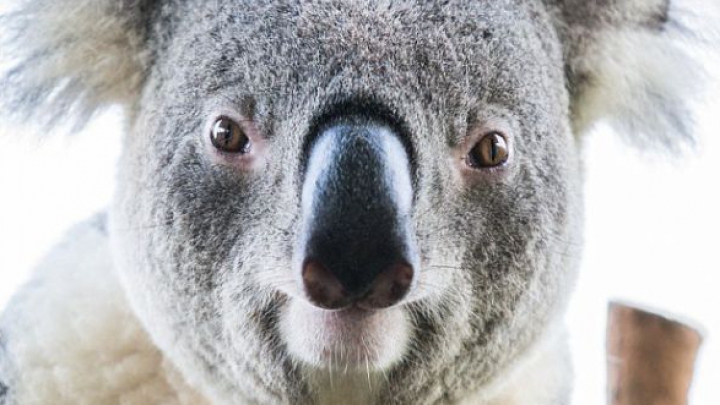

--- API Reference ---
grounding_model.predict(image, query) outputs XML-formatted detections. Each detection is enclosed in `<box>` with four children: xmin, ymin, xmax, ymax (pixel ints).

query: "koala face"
<box><xmin>2</xmin><ymin>0</ymin><xmax>707</xmax><ymax>403</ymax></box>
<box><xmin>109</xmin><ymin>1</ymin><xmax>581</xmax><ymax>402</ymax></box>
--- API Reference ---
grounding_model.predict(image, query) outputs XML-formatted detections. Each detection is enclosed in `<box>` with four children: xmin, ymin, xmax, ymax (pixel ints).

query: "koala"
<box><xmin>0</xmin><ymin>0</ymin><xmax>714</xmax><ymax>404</ymax></box>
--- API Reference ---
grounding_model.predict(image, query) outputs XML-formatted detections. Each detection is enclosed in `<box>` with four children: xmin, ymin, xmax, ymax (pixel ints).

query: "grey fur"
<box><xmin>0</xmin><ymin>0</ymin><xmax>714</xmax><ymax>404</ymax></box>
<box><xmin>0</xmin><ymin>332</ymin><xmax>8</xmax><ymax>405</ymax></box>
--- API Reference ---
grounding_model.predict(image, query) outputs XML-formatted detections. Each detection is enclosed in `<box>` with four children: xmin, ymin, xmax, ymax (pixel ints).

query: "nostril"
<box><xmin>361</xmin><ymin>262</ymin><xmax>414</xmax><ymax>309</ymax></box>
<box><xmin>302</xmin><ymin>259</ymin><xmax>349</xmax><ymax>310</ymax></box>
<box><xmin>301</xmin><ymin>259</ymin><xmax>415</xmax><ymax>310</ymax></box>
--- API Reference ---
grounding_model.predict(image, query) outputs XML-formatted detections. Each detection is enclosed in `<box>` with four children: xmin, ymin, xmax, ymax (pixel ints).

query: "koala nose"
<box><xmin>302</xmin><ymin>258</ymin><xmax>414</xmax><ymax>310</ymax></box>
<box><xmin>298</xmin><ymin>120</ymin><xmax>418</xmax><ymax>310</ymax></box>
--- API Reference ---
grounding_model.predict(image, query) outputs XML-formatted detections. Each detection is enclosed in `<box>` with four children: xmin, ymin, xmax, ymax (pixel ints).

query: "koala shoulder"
<box><xmin>0</xmin><ymin>339</ymin><xmax>8</xmax><ymax>405</ymax></box>
<box><xmin>0</xmin><ymin>214</ymin><xmax>209</xmax><ymax>405</ymax></box>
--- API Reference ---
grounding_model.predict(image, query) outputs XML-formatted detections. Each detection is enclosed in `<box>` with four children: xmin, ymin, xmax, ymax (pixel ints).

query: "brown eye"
<box><xmin>210</xmin><ymin>117</ymin><xmax>250</xmax><ymax>153</ymax></box>
<box><xmin>467</xmin><ymin>132</ymin><xmax>509</xmax><ymax>168</ymax></box>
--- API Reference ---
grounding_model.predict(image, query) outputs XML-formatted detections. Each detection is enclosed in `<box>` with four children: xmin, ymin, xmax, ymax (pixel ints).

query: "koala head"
<box><xmin>1</xmin><ymin>0</ymin><xmax>711</xmax><ymax>403</ymax></box>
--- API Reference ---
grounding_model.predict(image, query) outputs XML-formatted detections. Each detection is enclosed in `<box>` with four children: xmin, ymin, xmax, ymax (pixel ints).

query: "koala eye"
<box><xmin>467</xmin><ymin>132</ymin><xmax>509</xmax><ymax>168</ymax></box>
<box><xmin>210</xmin><ymin>117</ymin><xmax>251</xmax><ymax>153</ymax></box>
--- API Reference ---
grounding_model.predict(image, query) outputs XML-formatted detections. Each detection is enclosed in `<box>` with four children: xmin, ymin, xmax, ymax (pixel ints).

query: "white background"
<box><xmin>1</xmin><ymin>59</ymin><xmax>719</xmax><ymax>405</ymax></box>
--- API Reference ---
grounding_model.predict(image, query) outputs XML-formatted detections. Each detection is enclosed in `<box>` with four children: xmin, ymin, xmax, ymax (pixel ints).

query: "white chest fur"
<box><xmin>0</xmin><ymin>219</ymin><xmax>209</xmax><ymax>405</ymax></box>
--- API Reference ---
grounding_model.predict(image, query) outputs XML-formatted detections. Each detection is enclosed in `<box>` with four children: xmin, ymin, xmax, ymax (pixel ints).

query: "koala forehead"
<box><xmin>156</xmin><ymin>0</ymin><xmax>568</xmax><ymax>136</ymax></box>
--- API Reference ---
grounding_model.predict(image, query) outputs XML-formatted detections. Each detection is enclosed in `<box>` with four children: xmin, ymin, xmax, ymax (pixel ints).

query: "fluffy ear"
<box><xmin>0</xmin><ymin>0</ymin><xmax>157</xmax><ymax>130</ymax></box>
<box><xmin>548</xmin><ymin>0</ymin><xmax>718</xmax><ymax>148</ymax></box>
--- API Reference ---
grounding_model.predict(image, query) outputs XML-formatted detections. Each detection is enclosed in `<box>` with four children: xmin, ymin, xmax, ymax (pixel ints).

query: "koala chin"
<box><xmin>0</xmin><ymin>0</ymin><xmax>713</xmax><ymax>405</ymax></box>
<box><xmin>281</xmin><ymin>302</ymin><xmax>411</xmax><ymax>370</ymax></box>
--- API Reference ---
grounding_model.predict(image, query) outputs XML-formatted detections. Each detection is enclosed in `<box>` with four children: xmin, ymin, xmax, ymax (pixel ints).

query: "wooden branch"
<box><xmin>607</xmin><ymin>302</ymin><xmax>703</xmax><ymax>405</ymax></box>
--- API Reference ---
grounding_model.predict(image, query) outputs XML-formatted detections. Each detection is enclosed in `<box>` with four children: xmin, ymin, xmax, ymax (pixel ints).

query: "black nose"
<box><xmin>298</xmin><ymin>121</ymin><xmax>417</xmax><ymax>310</ymax></box>
<box><xmin>302</xmin><ymin>258</ymin><xmax>414</xmax><ymax>310</ymax></box>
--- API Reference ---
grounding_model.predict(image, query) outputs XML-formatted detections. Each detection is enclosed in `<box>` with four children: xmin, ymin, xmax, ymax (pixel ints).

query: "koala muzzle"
<box><xmin>298</xmin><ymin>122</ymin><xmax>417</xmax><ymax>310</ymax></box>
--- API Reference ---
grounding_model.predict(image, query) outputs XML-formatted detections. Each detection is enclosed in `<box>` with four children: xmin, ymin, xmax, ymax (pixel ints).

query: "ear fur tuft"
<box><xmin>552</xmin><ymin>0</ymin><xmax>719</xmax><ymax>149</ymax></box>
<box><xmin>0</xmin><ymin>0</ymin><xmax>153</xmax><ymax>131</ymax></box>
<box><xmin>572</xmin><ymin>29</ymin><xmax>703</xmax><ymax>148</ymax></box>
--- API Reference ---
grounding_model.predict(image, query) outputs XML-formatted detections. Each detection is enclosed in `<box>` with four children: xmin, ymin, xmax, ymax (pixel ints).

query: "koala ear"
<box><xmin>551</xmin><ymin>0</ymin><xmax>718</xmax><ymax>148</ymax></box>
<box><xmin>0</xmin><ymin>0</ymin><xmax>156</xmax><ymax>130</ymax></box>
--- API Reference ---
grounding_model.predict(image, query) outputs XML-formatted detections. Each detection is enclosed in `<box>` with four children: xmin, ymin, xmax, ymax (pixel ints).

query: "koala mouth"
<box><xmin>280</xmin><ymin>298</ymin><xmax>411</xmax><ymax>371</ymax></box>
